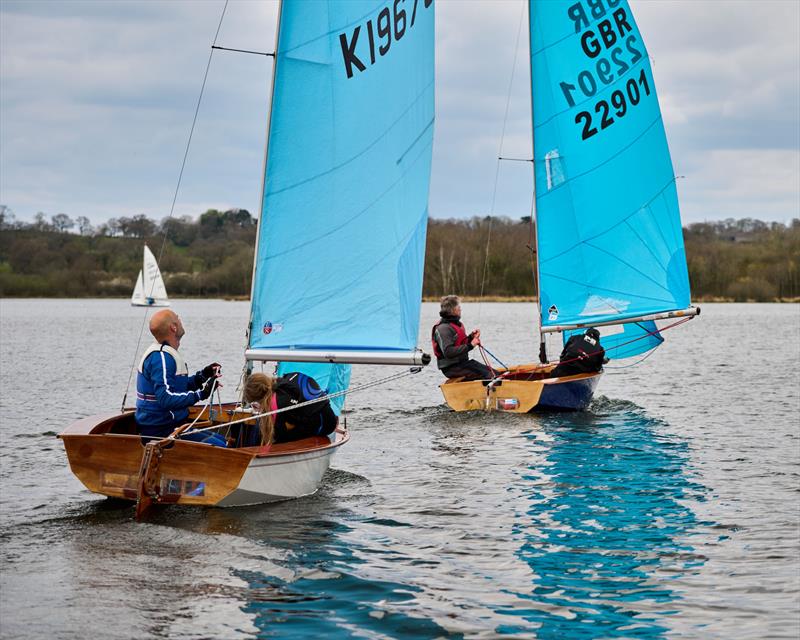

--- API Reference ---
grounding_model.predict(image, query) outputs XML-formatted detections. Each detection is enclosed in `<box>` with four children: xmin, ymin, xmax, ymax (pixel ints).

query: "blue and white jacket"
<box><xmin>135</xmin><ymin>343</ymin><xmax>204</xmax><ymax>427</ymax></box>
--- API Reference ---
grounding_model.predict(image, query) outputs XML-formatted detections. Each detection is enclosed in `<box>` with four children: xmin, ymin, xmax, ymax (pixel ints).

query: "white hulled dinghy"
<box><xmin>60</xmin><ymin>0</ymin><xmax>435</xmax><ymax>517</ymax></box>
<box><xmin>130</xmin><ymin>244</ymin><xmax>170</xmax><ymax>307</ymax></box>
<box><xmin>441</xmin><ymin>0</ymin><xmax>699</xmax><ymax>413</ymax></box>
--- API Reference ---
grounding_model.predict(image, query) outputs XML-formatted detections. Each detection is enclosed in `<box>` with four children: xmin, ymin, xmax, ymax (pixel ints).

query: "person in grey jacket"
<box><xmin>431</xmin><ymin>295</ymin><xmax>496</xmax><ymax>380</ymax></box>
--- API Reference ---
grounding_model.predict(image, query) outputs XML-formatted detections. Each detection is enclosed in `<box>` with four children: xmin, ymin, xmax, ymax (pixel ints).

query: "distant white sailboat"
<box><xmin>131</xmin><ymin>244</ymin><xmax>169</xmax><ymax>307</ymax></box>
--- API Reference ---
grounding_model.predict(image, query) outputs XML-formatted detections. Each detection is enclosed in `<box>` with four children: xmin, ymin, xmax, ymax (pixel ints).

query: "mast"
<box><xmin>527</xmin><ymin>0</ymin><xmax>547</xmax><ymax>364</ymax></box>
<box><xmin>245</xmin><ymin>0</ymin><xmax>283</xmax><ymax>372</ymax></box>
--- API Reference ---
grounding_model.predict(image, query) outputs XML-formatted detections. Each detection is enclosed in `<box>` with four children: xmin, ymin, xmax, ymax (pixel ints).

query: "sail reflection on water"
<box><xmin>507</xmin><ymin>403</ymin><xmax>709</xmax><ymax>638</ymax></box>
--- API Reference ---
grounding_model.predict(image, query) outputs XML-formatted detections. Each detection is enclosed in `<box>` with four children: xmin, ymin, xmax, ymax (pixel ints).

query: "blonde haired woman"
<box><xmin>242</xmin><ymin>372</ymin><xmax>338</xmax><ymax>446</ymax></box>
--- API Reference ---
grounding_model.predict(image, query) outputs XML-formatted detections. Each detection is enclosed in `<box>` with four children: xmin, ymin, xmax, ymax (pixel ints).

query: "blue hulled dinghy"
<box><xmin>440</xmin><ymin>0</ymin><xmax>699</xmax><ymax>413</ymax></box>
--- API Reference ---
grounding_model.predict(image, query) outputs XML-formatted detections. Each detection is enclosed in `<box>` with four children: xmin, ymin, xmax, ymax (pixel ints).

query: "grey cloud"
<box><xmin>0</xmin><ymin>0</ymin><xmax>797</xmax><ymax>225</ymax></box>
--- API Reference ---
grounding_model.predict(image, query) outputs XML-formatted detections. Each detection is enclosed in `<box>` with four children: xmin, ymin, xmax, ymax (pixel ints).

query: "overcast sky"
<box><xmin>1</xmin><ymin>0</ymin><xmax>798</xmax><ymax>225</ymax></box>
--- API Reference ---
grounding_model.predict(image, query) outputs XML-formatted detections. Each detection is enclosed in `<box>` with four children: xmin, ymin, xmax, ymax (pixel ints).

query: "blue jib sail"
<box><xmin>530</xmin><ymin>0</ymin><xmax>691</xmax><ymax>329</ymax></box>
<box><xmin>563</xmin><ymin>319</ymin><xmax>663</xmax><ymax>360</ymax></box>
<box><xmin>248</xmin><ymin>0</ymin><xmax>435</xmax><ymax>354</ymax></box>
<box><xmin>276</xmin><ymin>362</ymin><xmax>351</xmax><ymax>416</ymax></box>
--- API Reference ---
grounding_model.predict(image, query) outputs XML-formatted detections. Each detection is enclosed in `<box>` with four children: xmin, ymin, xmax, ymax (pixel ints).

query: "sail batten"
<box><xmin>530</xmin><ymin>0</ymin><xmax>691</xmax><ymax>329</ymax></box>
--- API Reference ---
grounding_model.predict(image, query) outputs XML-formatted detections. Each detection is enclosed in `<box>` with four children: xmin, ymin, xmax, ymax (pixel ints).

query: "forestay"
<box><xmin>248</xmin><ymin>0</ymin><xmax>435</xmax><ymax>361</ymax></box>
<box><xmin>530</xmin><ymin>0</ymin><xmax>691</xmax><ymax>330</ymax></box>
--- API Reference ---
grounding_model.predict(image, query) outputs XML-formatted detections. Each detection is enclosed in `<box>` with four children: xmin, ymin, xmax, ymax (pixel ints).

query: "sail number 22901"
<box><xmin>574</xmin><ymin>68</ymin><xmax>651</xmax><ymax>140</ymax></box>
<box><xmin>556</xmin><ymin>0</ymin><xmax>654</xmax><ymax>141</ymax></box>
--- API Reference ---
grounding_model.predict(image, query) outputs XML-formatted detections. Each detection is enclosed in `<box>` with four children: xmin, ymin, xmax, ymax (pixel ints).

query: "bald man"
<box><xmin>134</xmin><ymin>309</ymin><xmax>226</xmax><ymax>446</ymax></box>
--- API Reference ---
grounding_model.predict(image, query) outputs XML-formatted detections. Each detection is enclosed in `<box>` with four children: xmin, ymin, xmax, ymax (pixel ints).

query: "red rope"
<box><xmin>478</xmin><ymin>345</ymin><xmax>493</xmax><ymax>370</ymax></box>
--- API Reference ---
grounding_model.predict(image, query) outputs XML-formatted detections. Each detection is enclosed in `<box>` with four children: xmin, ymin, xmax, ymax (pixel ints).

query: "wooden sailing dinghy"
<box><xmin>59</xmin><ymin>0</ymin><xmax>435</xmax><ymax>514</ymax></box>
<box><xmin>441</xmin><ymin>0</ymin><xmax>699</xmax><ymax>412</ymax></box>
<box><xmin>441</xmin><ymin>366</ymin><xmax>602</xmax><ymax>413</ymax></box>
<box><xmin>60</xmin><ymin>405</ymin><xmax>349</xmax><ymax>508</ymax></box>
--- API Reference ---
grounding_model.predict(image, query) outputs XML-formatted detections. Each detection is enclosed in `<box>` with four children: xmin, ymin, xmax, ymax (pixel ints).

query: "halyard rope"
<box><xmin>121</xmin><ymin>1</ymin><xmax>230</xmax><ymax>412</ymax></box>
<box><xmin>477</xmin><ymin>0</ymin><xmax>527</xmax><ymax>324</ymax></box>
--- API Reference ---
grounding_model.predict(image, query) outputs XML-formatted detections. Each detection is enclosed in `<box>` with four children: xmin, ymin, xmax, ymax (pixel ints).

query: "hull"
<box><xmin>59</xmin><ymin>407</ymin><xmax>348</xmax><ymax>508</ymax></box>
<box><xmin>218</xmin><ymin>440</ymin><xmax>337</xmax><ymax>506</ymax></box>
<box><xmin>536</xmin><ymin>373</ymin><xmax>601</xmax><ymax>411</ymax></box>
<box><xmin>440</xmin><ymin>365</ymin><xmax>602</xmax><ymax>413</ymax></box>
<box><xmin>131</xmin><ymin>300</ymin><xmax>170</xmax><ymax>307</ymax></box>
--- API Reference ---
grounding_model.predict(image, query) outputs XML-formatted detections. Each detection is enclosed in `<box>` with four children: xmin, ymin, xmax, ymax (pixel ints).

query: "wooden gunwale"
<box><xmin>248</xmin><ymin>428</ymin><xmax>350</xmax><ymax>459</ymax></box>
<box><xmin>58</xmin><ymin>413</ymin><xmax>349</xmax><ymax>459</ymax></box>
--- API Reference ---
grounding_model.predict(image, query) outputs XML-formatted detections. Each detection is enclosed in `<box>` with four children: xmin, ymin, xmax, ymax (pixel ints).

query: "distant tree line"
<box><xmin>0</xmin><ymin>206</ymin><xmax>255</xmax><ymax>297</ymax></box>
<box><xmin>0</xmin><ymin>206</ymin><xmax>798</xmax><ymax>301</ymax></box>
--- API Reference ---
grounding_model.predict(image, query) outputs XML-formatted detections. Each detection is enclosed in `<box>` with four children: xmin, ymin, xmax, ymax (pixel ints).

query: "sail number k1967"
<box><xmin>339</xmin><ymin>0</ymin><xmax>433</xmax><ymax>79</ymax></box>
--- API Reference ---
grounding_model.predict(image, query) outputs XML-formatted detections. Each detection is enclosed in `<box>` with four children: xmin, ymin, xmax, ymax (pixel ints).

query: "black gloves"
<box><xmin>198</xmin><ymin>376</ymin><xmax>217</xmax><ymax>400</ymax></box>
<box><xmin>202</xmin><ymin>362</ymin><xmax>221</xmax><ymax>381</ymax></box>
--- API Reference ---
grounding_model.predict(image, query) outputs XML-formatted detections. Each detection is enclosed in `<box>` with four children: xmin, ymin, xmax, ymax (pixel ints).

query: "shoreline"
<box><xmin>0</xmin><ymin>295</ymin><xmax>798</xmax><ymax>303</ymax></box>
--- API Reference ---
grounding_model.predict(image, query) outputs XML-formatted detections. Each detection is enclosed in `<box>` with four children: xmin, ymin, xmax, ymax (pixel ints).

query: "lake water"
<box><xmin>0</xmin><ymin>300</ymin><xmax>798</xmax><ymax>639</ymax></box>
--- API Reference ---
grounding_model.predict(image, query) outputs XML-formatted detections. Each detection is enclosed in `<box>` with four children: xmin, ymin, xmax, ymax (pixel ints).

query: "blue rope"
<box><xmin>481</xmin><ymin>345</ymin><xmax>508</xmax><ymax>369</ymax></box>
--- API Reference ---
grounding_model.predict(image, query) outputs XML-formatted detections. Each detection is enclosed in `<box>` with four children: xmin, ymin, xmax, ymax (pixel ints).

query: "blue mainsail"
<box><xmin>248</xmin><ymin>0</ymin><xmax>435</xmax><ymax>355</ymax></box>
<box><xmin>530</xmin><ymin>0</ymin><xmax>691</xmax><ymax>329</ymax></box>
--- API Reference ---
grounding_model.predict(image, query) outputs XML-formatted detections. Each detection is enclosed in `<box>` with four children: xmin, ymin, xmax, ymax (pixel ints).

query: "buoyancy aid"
<box><xmin>135</xmin><ymin>342</ymin><xmax>199</xmax><ymax>427</ymax></box>
<box><xmin>430</xmin><ymin>319</ymin><xmax>468</xmax><ymax>359</ymax></box>
<box><xmin>138</xmin><ymin>342</ymin><xmax>187</xmax><ymax>377</ymax></box>
<box><xmin>553</xmin><ymin>333</ymin><xmax>606</xmax><ymax>376</ymax></box>
<box><xmin>275</xmin><ymin>372</ymin><xmax>326</xmax><ymax>418</ymax></box>
<box><xmin>273</xmin><ymin>372</ymin><xmax>336</xmax><ymax>441</ymax></box>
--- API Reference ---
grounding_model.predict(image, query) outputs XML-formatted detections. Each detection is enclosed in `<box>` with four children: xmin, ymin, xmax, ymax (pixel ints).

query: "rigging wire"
<box><xmin>172</xmin><ymin>367</ymin><xmax>424</xmax><ymax>439</ymax></box>
<box><xmin>120</xmin><ymin>1</ymin><xmax>230</xmax><ymax>412</ymax></box>
<box><xmin>477</xmin><ymin>0</ymin><xmax>526</xmax><ymax>324</ymax></box>
<box><xmin>604</xmin><ymin>346</ymin><xmax>659</xmax><ymax>370</ymax></box>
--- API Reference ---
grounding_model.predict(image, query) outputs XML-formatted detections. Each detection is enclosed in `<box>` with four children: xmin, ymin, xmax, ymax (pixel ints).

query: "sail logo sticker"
<box><xmin>548</xmin><ymin>305</ymin><xmax>559</xmax><ymax>321</ymax></box>
<box><xmin>262</xmin><ymin>322</ymin><xmax>283</xmax><ymax>335</ymax></box>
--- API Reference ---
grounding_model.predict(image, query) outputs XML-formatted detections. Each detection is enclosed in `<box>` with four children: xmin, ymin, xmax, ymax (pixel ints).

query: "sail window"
<box><xmin>544</xmin><ymin>150</ymin><xmax>565</xmax><ymax>190</ymax></box>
